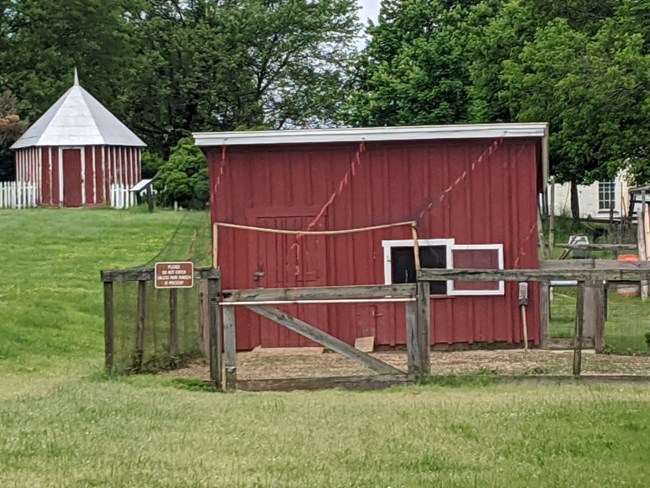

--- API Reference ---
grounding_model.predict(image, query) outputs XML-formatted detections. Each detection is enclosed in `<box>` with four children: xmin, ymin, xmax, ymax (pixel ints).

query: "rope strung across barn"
<box><xmin>215</xmin><ymin>145</ymin><xmax>228</xmax><ymax>189</ymax></box>
<box><xmin>412</xmin><ymin>138</ymin><xmax>504</xmax><ymax>223</ymax></box>
<box><xmin>214</xmin><ymin>137</ymin><xmax>511</xmax><ymax>275</ymax></box>
<box><xmin>215</xmin><ymin>220</ymin><xmax>416</xmax><ymax>236</ymax></box>
<box><xmin>291</xmin><ymin>141</ymin><xmax>368</xmax><ymax>275</ymax></box>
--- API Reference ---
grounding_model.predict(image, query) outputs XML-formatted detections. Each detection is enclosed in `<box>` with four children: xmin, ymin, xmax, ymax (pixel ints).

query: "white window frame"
<box><xmin>382</xmin><ymin>240</ymin><xmax>505</xmax><ymax>297</ymax></box>
<box><xmin>598</xmin><ymin>180</ymin><xmax>616</xmax><ymax>212</ymax></box>
<box><xmin>382</xmin><ymin>239</ymin><xmax>455</xmax><ymax>293</ymax></box>
<box><xmin>448</xmin><ymin>244</ymin><xmax>505</xmax><ymax>296</ymax></box>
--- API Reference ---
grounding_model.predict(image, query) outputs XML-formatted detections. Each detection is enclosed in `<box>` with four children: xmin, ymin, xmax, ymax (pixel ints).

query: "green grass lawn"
<box><xmin>2</xmin><ymin>377</ymin><xmax>650</xmax><ymax>488</ymax></box>
<box><xmin>0</xmin><ymin>208</ymin><xmax>210</xmax><ymax>372</ymax></box>
<box><xmin>1</xmin><ymin>209</ymin><xmax>650</xmax><ymax>487</ymax></box>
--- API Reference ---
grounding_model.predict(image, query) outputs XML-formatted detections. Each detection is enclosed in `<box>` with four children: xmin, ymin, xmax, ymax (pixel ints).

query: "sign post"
<box><xmin>154</xmin><ymin>262</ymin><xmax>194</xmax><ymax>289</ymax></box>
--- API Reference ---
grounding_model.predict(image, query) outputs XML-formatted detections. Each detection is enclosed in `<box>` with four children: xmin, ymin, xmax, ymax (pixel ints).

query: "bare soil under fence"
<box><xmin>162</xmin><ymin>349</ymin><xmax>650</xmax><ymax>381</ymax></box>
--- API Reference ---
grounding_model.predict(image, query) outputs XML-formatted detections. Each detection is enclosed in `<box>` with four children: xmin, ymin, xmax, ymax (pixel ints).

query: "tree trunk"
<box><xmin>570</xmin><ymin>180</ymin><xmax>580</xmax><ymax>225</ymax></box>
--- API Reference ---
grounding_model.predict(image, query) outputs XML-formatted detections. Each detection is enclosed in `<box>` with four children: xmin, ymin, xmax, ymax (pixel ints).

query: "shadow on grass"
<box><xmin>85</xmin><ymin>369</ymin><xmax>222</xmax><ymax>393</ymax></box>
<box><xmin>422</xmin><ymin>371</ymin><xmax>498</xmax><ymax>388</ymax></box>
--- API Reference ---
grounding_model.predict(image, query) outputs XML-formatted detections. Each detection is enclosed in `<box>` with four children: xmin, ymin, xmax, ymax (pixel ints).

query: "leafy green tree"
<box><xmin>0</xmin><ymin>90</ymin><xmax>28</xmax><ymax>181</ymax></box>
<box><xmin>351</xmin><ymin>0</ymin><xmax>502</xmax><ymax>126</ymax></box>
<box><xmin>124</xmin><ymin>0</ymin><xmax>359</xmax><ymax>154</ymax></box>
<box><xmin>155</xmin><ymin>138</ymin><xmax>208</xmax><ymax>209</ymax></box>
<box><xmin>0</xmin><ymin>0</ymin><xmax>134</xmax><ymax>123</ymax></box>
<box><xmin>472</xmin><ymin>0</ymin><xmax>650</xmax><ymax>220</ymax></box>
<box><xmin>140</xmin><ymin>150</ymin><xmax>164</xmax><ymax>179</ymax></box>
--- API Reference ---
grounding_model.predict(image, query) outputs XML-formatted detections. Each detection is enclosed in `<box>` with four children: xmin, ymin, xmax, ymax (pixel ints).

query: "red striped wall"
<box><xmin>14</xmin><ymin>145</ymin><xmax>142</xmax><ymax>207</ymax></box>
<box><xmin>207</xmin><ymin>138</ymin><xmax>542</xmax><ymax>350</ymax></box>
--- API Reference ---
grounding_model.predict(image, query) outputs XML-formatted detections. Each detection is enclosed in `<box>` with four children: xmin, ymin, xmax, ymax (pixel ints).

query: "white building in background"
<box><xmin>551</xmin><ymin>172</ymin><xmax>631</xmax><ymax>219</ymax></box>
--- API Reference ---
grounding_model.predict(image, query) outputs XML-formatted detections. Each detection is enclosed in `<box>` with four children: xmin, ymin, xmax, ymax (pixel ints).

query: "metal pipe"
<box><xmin>549</xmin><ymin>176</ymin><xmax>555</xmax><ymax>252</ymax></box>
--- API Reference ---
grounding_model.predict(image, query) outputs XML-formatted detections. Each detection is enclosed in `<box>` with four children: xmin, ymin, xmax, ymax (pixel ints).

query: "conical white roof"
<box><xmin>12</xmin><ymin>71</ymin><xmax>146</xmax><ymax>149</ymax></box>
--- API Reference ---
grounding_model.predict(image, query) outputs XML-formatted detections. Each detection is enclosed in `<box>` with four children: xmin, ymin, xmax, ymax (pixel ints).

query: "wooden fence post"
<box><xmin>169</xmin><ymin>288</ymin><xmax>178</xmax><ymax>355</ymax></box>
<box><xmin>405</xmin><ymin>301</ymin><xmax>419</xmax><ymax>376</ymax></box>
<box><xmin>103</xmin><ymin>280</ymin><xmax>114</xmax><ymax>373</ymax></box>
<box><xmin>223</xmin><ymin>306</ymin><xmax>237</xmax><ymax>391</ymax></box>
<box><xmin>586</xmin><ymin>281</ymin><xmax>606</xmax><ymax>354</ymax></box>
<box><xmin>133</xmin><ymin>280</ymin><xmax>147</xmax><ymax>371</ymax></box>
<box><xmin>573</xmin><ymin>281</ymin><xmax>585</xmax><ymax>376</ymax></box>
<box><xmin>198</xmin><ymin>279</ymin><xmax>210</xmax><ymax>356</ymax></box>
<box><xmin>208</xmin><ymin>276</ymin><xmax>223</xmax><ymax>388</ymax></box>
<box><xmin>539</xmin><ymin>282</ymin><xmax>550</xmax><ymax>348</ymax></box>
<box><xmin>584</xmin><ymin>280</ymin><xmax>605</xmax><ymax>347</ymax></box>
<box><xmin>416</xmin><ymin>281</ymin><xmax>431</xmax><ymax>379</ymax></box>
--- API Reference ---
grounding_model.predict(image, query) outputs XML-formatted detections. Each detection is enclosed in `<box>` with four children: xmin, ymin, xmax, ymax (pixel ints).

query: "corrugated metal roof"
<box><xmin>11</xmin><ymin>72</ymin><xmax>146</xmax><ymax>149</ymax></box>
<box><xmin>193</xmin><ymin>123</ymin><xmax>548</xmax><ymax>147</ymax></box>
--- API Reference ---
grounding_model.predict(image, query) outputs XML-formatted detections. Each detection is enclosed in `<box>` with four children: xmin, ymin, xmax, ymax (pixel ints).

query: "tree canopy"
<box><xmin>1</xmin><ymin>0</ymin><xmax>649</xmax><ymax>219</ymax></box>
<box><xmin>0</xmin><ymin>0</ymin><xmax>359</xmax><ymax>160</ymax></box>
<box><xmin>353</xmin><ymin>0</ymin><xmax>650</xmax><ymax>219</ymax></box>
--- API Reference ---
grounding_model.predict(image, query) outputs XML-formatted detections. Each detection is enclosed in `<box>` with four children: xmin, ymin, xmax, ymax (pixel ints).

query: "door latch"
<box><xmin>253</xmin><ymin>271</ymin><xmax>265</xmax><ymax>281</ymax></box>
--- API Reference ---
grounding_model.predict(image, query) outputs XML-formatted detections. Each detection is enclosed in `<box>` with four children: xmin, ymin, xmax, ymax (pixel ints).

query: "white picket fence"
<box><xmin>0</xmin><ymin>182</ymin><xmax>38</xmax><ymax>209</ymax></box>
<box><xmin>110</xmin><ymin>184</ymin><xmax>138</xmax><ymax>209</ymax></box>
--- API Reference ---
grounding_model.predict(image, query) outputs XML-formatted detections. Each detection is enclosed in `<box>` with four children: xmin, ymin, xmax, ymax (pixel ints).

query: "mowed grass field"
<box><xmin>1</xmin><ymin>209</ymin><xmax>650</xmax><ymax>487</ymax></box>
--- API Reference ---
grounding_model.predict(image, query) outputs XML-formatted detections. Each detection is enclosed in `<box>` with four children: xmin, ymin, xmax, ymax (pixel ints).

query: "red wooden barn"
<box><xmin>194</xmin><ymin>124</ymin><xmax>549</xmax><ymax>350</ymax></box>
<box><xmin>11</xmin><ymin>71</ymin><xmax>146</xmax><ymax>207</ymax></box>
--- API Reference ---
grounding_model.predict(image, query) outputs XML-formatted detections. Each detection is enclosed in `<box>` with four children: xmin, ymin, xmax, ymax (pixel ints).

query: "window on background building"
<box><xmin>598</xmin><ymin>180</ymin><xmax>616</xmax><ymax>211</ymax></box>
<box><xmin>383</xmin><ymin>240</ymin><xmax>504</xmax><ymax>296</ymax></box>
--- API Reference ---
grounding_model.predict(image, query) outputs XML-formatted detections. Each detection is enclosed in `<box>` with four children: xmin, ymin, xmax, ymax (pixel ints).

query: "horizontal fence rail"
<box><xmin>554</xmin><ymin>243</ymin><xmax>638</xmax><ymax>251</ymax></box>
<box><xmin>221</xmin><ymin>284</ymin><xmax>417</xmax><ymax>304</ymax></box>
<box><xmin>0</xmin><ymin>181</ymin><xmax>38</xmax><ymax>209</ymax></box>
<box><xmin>418</xmin><ymin>260</ymin><xmax>650</xmax><ymax>282</ymax></box>
<box><xmin>101</xmin><ymin>267</ymin><xmax>220</xmax><ymax>283</ymax></box>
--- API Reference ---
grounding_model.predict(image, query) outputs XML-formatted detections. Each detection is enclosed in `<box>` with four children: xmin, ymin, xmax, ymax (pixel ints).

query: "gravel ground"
<box><xmin>163</xmin><ymin>348</ymin><xmax>650</xmax><ymax>380</ymax></box>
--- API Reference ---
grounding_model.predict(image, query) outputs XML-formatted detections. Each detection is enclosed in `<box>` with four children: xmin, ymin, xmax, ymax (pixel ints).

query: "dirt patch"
<box><xmin>161</xmin><ymin>349</ymin><xmax>650</xmax><ymax>381</ymax></box>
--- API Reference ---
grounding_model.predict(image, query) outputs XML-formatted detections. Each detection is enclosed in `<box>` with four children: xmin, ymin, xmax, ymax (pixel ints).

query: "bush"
<box><xmin>155</xmin><ymin>138</ymin><xmax>208</xmax><ymax>209</ymax></box>
<box><xmin>141</xmin><ymin>151</ymin><xmax>164</xmax><ymax>179</ymax></box>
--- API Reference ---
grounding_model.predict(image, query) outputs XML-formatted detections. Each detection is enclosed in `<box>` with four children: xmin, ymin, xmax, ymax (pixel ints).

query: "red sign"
<box><xmin>154</xmin><ymin>262</ymin><xmax>194</xmax><ymax>289</ymax></box>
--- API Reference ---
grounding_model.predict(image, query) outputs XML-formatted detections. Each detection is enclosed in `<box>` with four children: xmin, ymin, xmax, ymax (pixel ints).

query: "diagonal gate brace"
<box><xmin>246</xmin><ymin>305</ymin><xmax>404</xmax><ymax>376</ymax></box>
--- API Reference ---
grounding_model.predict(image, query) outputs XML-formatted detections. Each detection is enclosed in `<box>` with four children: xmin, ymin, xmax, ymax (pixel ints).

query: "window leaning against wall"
<box><xmin>448</xmin><ymin>244</ymin><xmax>504</xmax><ymax>296</ymax></box>
<box><xmin>382</xmin><ymin>240</ymin><xmax>504</xmax><ymax>296</ymax></box>
<box><xmin>598</xmin><ymin>180</ymin><xmax>616</xmax><ymax>211</ymax></box>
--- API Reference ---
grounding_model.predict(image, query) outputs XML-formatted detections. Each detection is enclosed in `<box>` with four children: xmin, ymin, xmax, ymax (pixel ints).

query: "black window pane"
<box><xmin>391</xmin><ymin>245</ymin><xmax>446</xmax><ymax>295</ymax></box>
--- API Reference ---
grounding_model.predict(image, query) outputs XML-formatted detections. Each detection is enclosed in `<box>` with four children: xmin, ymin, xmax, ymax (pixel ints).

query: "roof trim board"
<box><xmin>193</xmin><ymin>123</ymin><xmax>548</xmax><ymax>147</ymax></box>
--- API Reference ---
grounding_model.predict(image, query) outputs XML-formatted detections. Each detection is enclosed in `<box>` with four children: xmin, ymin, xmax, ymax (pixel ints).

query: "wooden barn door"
<box><xmin>250</xmin><ymin>211</ymin><xmax>329</xmax><ymax>347</ymax></box>
<box><xmin>62</xmin><ymin>149</ymin><xmax>83</xmax><ymax>207</ymax></box>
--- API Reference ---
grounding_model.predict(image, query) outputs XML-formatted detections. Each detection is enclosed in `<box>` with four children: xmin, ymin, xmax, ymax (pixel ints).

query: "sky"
<box><xmin>358</xmin><ymin>0</ymin><xmax>380</xmax><ymax>25</ymax></box>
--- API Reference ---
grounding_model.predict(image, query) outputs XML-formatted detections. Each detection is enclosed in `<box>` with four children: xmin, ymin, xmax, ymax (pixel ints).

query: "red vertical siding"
<box><xmin>42</xmin><ymin>148</ymin><xmax>51</xmax><ymax>205</ymax></box>
<box><xmin>209</xmin><ymin>139</ymin><xmax>541</xmax><ymax>350</ymax></box>
<box><xmin>51</xmin><ymin>148</ymin><xmax>60</xmax><ymax>206</ymax></box>
<box><xmin>84</xmin><ymin>147</ymin><xmax>93</xmax><ymax>205</ymax></box>
<box><xmin>14</xmin><ymin>143</ymin><xmax>143</xmax><ymax>208</ymax></box>
<box><xmin>95</xmin><ymin>146</ymin><xmax>104</xmax><ymax>205</ymax></box>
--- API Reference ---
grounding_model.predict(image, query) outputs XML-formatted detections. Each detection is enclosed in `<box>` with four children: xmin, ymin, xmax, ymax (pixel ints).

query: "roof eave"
<box><xmin>193</xmin><ymin>123</ymin><xmax>549</xmax><ymax>147</ymax></box>
<box><xmin>11</xmin><ymin>139</ymin><xmax>147</xmax><ymax>150</ymax></box>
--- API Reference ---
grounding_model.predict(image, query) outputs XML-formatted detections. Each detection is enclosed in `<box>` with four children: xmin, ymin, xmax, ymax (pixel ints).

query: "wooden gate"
<box><xmin>218</xmin><ymin>283</ymin><xmax>431</xmax><ymax>392</ymax></box>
